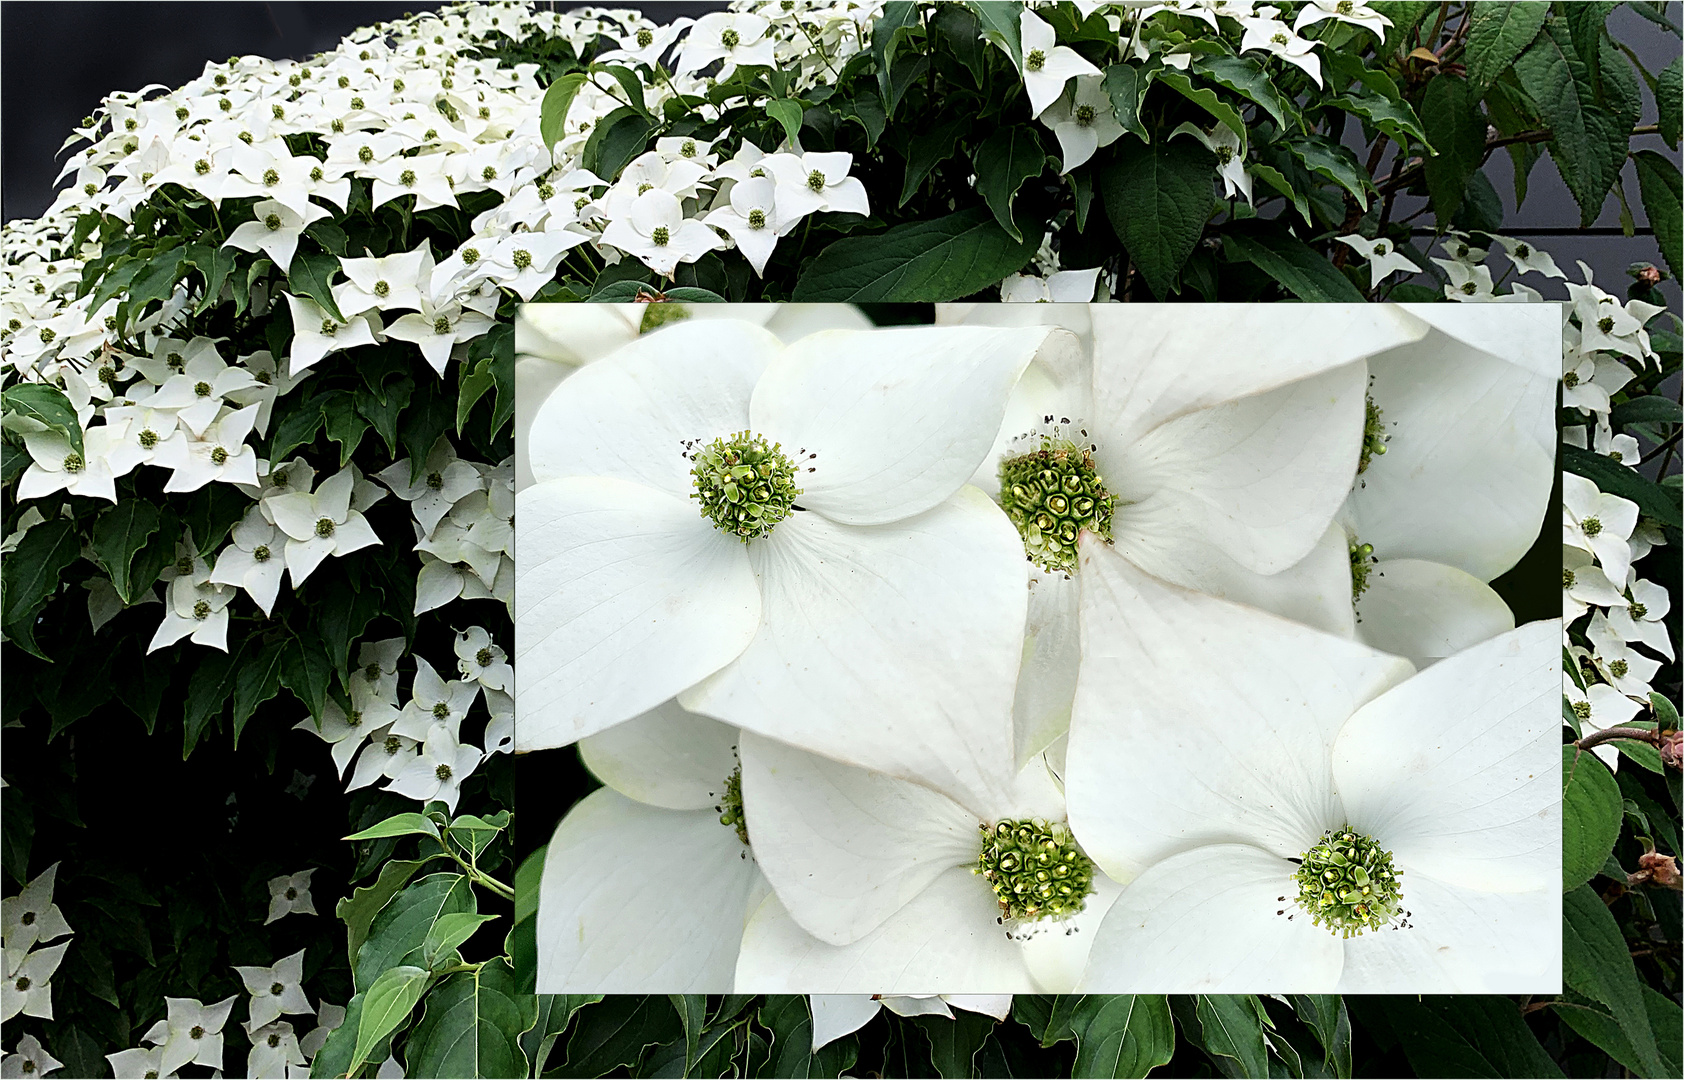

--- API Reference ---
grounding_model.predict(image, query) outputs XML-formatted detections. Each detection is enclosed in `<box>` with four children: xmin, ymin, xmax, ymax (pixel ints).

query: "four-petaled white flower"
<box><xmin>1294</xmin><ymin>0</ymin><xmax>1391</xmax><ymax>38</ymax></box>
<box><xmin>599</xmin><ymin>189</ymin><xmax>721</xmax><ymax>277</ymax></box>
<box><xmin>283</xmin><ymin>293</ymin><xmax>380</xmax><ymax>376</ymax></box>
<box><xmin>386</xmin><ymin>721</ymin><xmax>481</xmax><ymax>812</ymax></box>
<box><xmin>676</xmin><ymin>12</ymin><xmax>776</xmax><ymax>73</ymax></box>
<box><xmin>1336</xmin><ymin>234</ymin><xmax>1420</xmax><ymax>288</ymax></box>
<box><xmin>224</xmin><ymin>198</ymin><xmax>333</xmax><ymax>273</ymax></box>
<box><xmin>16</xmin><ymin>424</ymin><xmax>125</xmax><ymax>503</ymax></box>
<box><xmin>1018</xmin><ymin>10</ymin><xmax>1102</xmax><ymax>117</ymax></box>
<box><xmin>2</xmin><ymin>1034</ymin><xmax>63</xmax><ymax>1078</ymax></box>
<box><xmin>148</xmin><ymin>575</ymin><xmax>235</xmax><ymax>653</ymax></box>
<box><xmin>1240</xmin><ymin>6</ymin><xmax>1324</xmax><ymax>86</ymax></box>
<box><xmin>264</xmin><ymin>870</ymin><xmax>318</xmax><ymax>924</ymax></box>
<box><xmin>1039</xmin><ymin>76</ymin><xmax>1125</xmax><ymax>173</ymax></box>
<box><xmin>244</xmin><ymin>1020</ymin><xmax>307</xmax><ymax>1079</ymax></box>
<box><xmin>140</xmin><ymin>994</ymin><xmax>238</xmax><ymax>1075</ymax></box>
<box><xmin>1563</xmin><ymin>473</ymin><xmax>1638</xmax><ymax>589</ymax></box>
<box><xmin>210</xmin><ymin>507</ymin><xmax>289</xmax><ymax>615</ymax></box>
<box><xmin>234</xmin><ymin>949</ymin><xmax>312</xmax><ymax>1030</ymax></box>
<box><xmin>2</xmin><ymin>941</ymin><xmax>70</xmax><ymax>1021</ymax></box>
<box><xmin>1066</xmin><ymin>554</ymin><xmax>1559</xmax><ymax>992</ymax></box>
<box><xmin>454</xmin><ymin>626</ymin><xmax>512</xmax><ymax>691</ymax></box>
<box><xmin>264</xmin><ymin>466</ymin><xmax>382</xmax><ymax>585</ymax></box>
<box><xmin>394</xmin><ymin>656</ymin><xmax>482</xmax><ymax>740</ymax></box>
<box><xmin>1</xmin><ymin>863</ymin><xmax>72</xmax><ymax>968</ymax></box>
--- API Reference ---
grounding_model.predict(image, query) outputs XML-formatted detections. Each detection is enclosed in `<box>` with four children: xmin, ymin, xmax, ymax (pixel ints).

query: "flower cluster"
<box><xmin>2</xmin><ymin>866</ymin><xmax>72</xmax><ymax>1026</ymax></box>
<box><xmin>521</xmin><ymin>304</ymin><xmax>1565</xmax><ymax>995</ymax></box>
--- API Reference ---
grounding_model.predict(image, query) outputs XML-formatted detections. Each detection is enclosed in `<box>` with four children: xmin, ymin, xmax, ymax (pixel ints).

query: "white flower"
<box><xmin>764</xmin><ymin>151</ymin><xmax>870</xmax><ymax>217</ymax></box>
<box><xmin>378</xmin><ymin>440</ymin><xmax>485</xmax><ymax>536</ymax></box>
<box><xmin>1000</xmin><ymin>268</ymin><xmax>1101</xmax><ymax>303</ymax></box>
<box><xmin>1587</xmin><ymin>612</ymin><xmax>1662</xmax><ymax>697</ymax></box>
<box><xmin>1565</xmin><ymin>677</ymin><xmax>1642</xmax><ymax>770</ymax></box>
<box><xmin>148</xmin><ymin>575</ymin><xmax>235</xmax><ymax>653</ymax></box>
<box><xmin>538</xmin><ymin>703</ymin><xmax>766</xmax><ymax>990</ymax></box>
<box><xmin>1336</xmin><ymin>234</ymin><xmax>1420</xmax><ymax>288</ymax></box>
<box><xmin>1562</xmin><ymin>473</ymin><xmax>1638</xmax><ymax>588</ymax></box>
<box><xmin>385</xmin><ymin>722</ymin><xmax>480</xmax><ymax>811</ymax></box>
<box><xmin>1293</xmin><ymin>0</ymin><xmax>1390</xmax><ymax>37</ymax></box>
<box><xmin>1607</xmin><ymin>576</ymin><xmax>1672</xmax><ymax>660</ymax></box>
<box><xmin>517</xmin><ymin>318</ymin><xmax>1053</xmax><ymax>810</ymax></box>
<box><xmin>264</xmin><ymin>466</ymin><xmax>382</xmax><ymax>585</ymax></box>
<box><xmin>296</xmin><ymin>693</ymin><xmax>401</xmax><ymax>778</ymax></box>
<box><xmin>393</xmin><ymin>657</ymin><xmax>481</xmax><ymax>741</ymax></box>
<box><xmin>104</xmin><ymin>1046</ymin><xmax>172</xmax><ymax>1080</ymax></box>
<box><xmin>209</xmin><ymin>508</ymin><xmax>288</xmax><ymax>615</ymax></box>
<box><xmin>264</xmin><ymin>870</ymin><xmax>318</xmax><ymax>924</ymax></box>
<box><xmin>352</xmin><ymin>637</ymin><xmax>406</xmax><ymax>710</ymax></box>
<box><xmin>298</xmin><ymin>1002</ymin><xmax>346</xmax><ymax>1061</ymax></box>
<box><xmin>1567</xmin><ymin>262</ymin><xmax>1665</xmax><ymax>362</ymax></box>
<box><xmin>454</xmin><ymin>626</ymin><xmax>511</xmax><ymax>691</ymax></box>
<box><xmin>334</xmin><ymin>240</ymin><xmax>433</xmax><ymax>316</ymax></box>
<box><xmin>140</xmin><ymin>336</ymin><xmax>260</xmax><ymax>436</ymax></box>
<box><xmin>1240</xmin><ymin>7</ymin><xmax>1323</xmax><ymax>86</ymax></box>
<box><xmin>1561</xmin><ymin>349</ymin><xmax>1636</xmax><ymax>413</ymax></box>
<box><xmin>1494</xmin><ymin>235</ymin><xmax>1565</xmax><ymax>278</ymax></box>
<box><xmin>810</xmin><ymin>995</ymin><xmax>1013</xmax><ymax>1051</ymax></box>
<box><xmin>1563</xmin><ymin>547</ymin><xmax>1627</xmax><ymax>622</ymax></box>
<box><xmin>224</xmin><ymin>199</ymin><xmax>332</xmax><ymax>274</ymax></box>
<box><xmin>1</xmin><ymin>863</ymin><xmax>72</xmax><ymax>965</ymax></box>
<box><xmin>487</xmin><ymin>229</ymin><xmax>591</xmax><ymax>302</ymax></box>
<box><xmin>282</xmin><ymin>293</ymin><xmax>380</xmax><ymax>377</ymax></box>
<box><xmin>736</xmin><ymin>734</ymin><xmax>1119</xmax><ymax>993</ymax></box>
<box><xmin>1018</xmin><ymin>10</ymin><xmax>1102</xmax><ymax>117</ymax></box>
<box><xmin>244</xmin><ymin>1020</ymin><xmax>307</xmax><ymax>1079</ymax></box>
<box><xmin>1435</xmin><ymin>258</ymin><xmax>1497</xmax><ymax>301</ymax></box>
<box><xmin>141</xmin><ymin>995</ymin><xmax>238</xmax><ymax>1074</ymax></box>
<box><xmin>154</xmin><ymin>404</ymin><xmax>262</xmax><ymax>492</ymax></box>
<box><xmin>1171</xmin><ymin>121</ymin><xmax>1250</xmax><ymax>201</ymax></box>
<box><xmin>382</xmin><ymin>290</ymin><xmax>497</xmax><ymax>376</ymax></box>
<box><xmin>599</xmin><ymin>189</ymin><xmax>722</xmax><ymax>277</ymax></box>
<box><xmin>1066</xmin><ymin>556</ymin><xmax>1559</xmax><ymax>992</ymax></box>
<box><xmin>1039</xmin><ymin>75</ymin><xmax>1125</xmax><ymax>173</ymax></box>
<box><xmin>234</xmin><ymin>950</ymin><xmax>312</xmax><ymax>1030</ymax></box>
<box><xmin>2</xmin><ymin>1034</ymin><xmax>63</xmax><ymax>1078</ymax></box>
<box><xmin>676</xmin><ymin>12</ymin><xmax>776</xmax><ymax>73</ymax></box>
<box><xmin>347</xmin><ymin>725</ymin><xmax>421</xmax><ymax>791</ymax></box>
<box><xmin>1</xmin><ymin>942</ymin><xmax>70</xmax><ymax>1020</ymax></box>
<box><xmin>702</xmin><ymin>177</ymin><xmax>794</xmax><ymax>276</ymax></box>
<box><xmin>16</xmin><ymin>423</ymin><xmax>125</xmax><ymax>503</ymax></box>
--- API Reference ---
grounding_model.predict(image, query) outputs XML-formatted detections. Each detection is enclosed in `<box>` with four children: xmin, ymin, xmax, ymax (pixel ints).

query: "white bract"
<box><xmin>517</xmin><ymin>317</ymin><xmax>1054</xmax><ymax>810</ymax></box>
<box><xmin>234</xmin><ymin>949</ymin><xmax>312</xmax><ymax>1030</ymax></box>
<box><xmin>538</xmin><ymin>702</ymin><xmax>765</xmax><ymax>991</ymax></box>
<box><xmin>264</xmin><ymin>871</ymin><xmax>318</xmax><ymax>924</ymax></box>
<box><xmin>1336</xmin><ymin>234</ymin><xmax>1420</xmax><ymax>288</ymax></box>
<box><xmin>810</xmin><ymin>994</ymin><xmax>1013</xmax><ymax>1050</ymax></box>
<box><xmin>1019</xmin><ymin>10</ymin><xmax>1103</xmax><ymax>117</ymax></box>
<box><xmin>264</xmin><ymin>466</ymin><xmax>381</xmax><ymax>585</ymax></box>
<box><xmin>140</xmin><ymin>995</ymin><xmax>238</xmax><ymax>1075</ymax></box>
<box><xmin>1065</xmin><ymin>551</ymin><xmax>1559</xmax><ymax>993</ymax></box>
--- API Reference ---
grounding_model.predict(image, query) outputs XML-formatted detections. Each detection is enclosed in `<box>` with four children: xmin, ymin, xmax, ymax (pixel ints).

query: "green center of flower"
<box><xmin>476</xmin><ymin>647</ymin><xmax>493</xmax><ymax>666</ymax></box>
<box><xmin>176</xmin><ymin>556</ymin><xmax>195</xmax><ymax>575</ymax></box>
<box><xmin>1349</xmin><ymin>538</ymin><xmax>1377</xmax><ymax>602</ymax></box>
<box><xmin>400</xmin><ymin>169</ymin><xmax>417</xmax><ymax>187</ymax></box>
<box><xmin>384</xmin><ymin>735</ymin><xmax>402</xmax><ymax>754</ymax></box>
<box><xmin>193</xmin><ymin>600</ymin><xmax>211</xmax><ymax>620</ymax></box>
<box><xmin>435</xmin><ymin>763</ymin><xmax>453</xmax><ymax>781</ymax></box>
<box><xmin>715</xmin><ymin>766</ymin><xmax>749</xmax><ymax>846</ymax></box>
<box><xmin>1582</xmin><ymin>516</ymin><xmax>1603</xmax><ymax>537</ymax></box>
<box><xmin>315</xmin><ymin>517</ymin><xmax>336</xmax><ymax>538</ymax></box>
<box><xmin>321</xmin><ymin>319</ymin><xmax>338</xmax><ymax>336</ymax></box>
<box><xmin>1336</xmin><ymin>0</ymin><xmax>1354</xmax><ymax>14</ymax></box>
<box><xmin>210</xmin><ymin>446</ymin><xmax>229</xmax><ymax>465</ymax></box>
<box><xmin>1214</xmin><ymin>145</ymin><xmax>1234</xmax><ymax>164</ymax></box>
<box><xmin>975</xmin><ymin>819</ymin><xmax>1094</xmax><ymax>924</ymax></box>
<box><xmin>651</xmin><ymin>225</ymin><xmax>670</xmax><ymax>246</ymax></box>
<box><xmin>432</xmin><ymin>701</ymin><xmax>450</xmax><ymax>719</ymax></box>
<box><xmin>1358</xmin><ymin>394</ymin><xmax>1388</xmax><ymax>474</ymax></box>
<box><xmin>636</xmin><ymin>28</ymin><xmax>654</xmax><ymax>47</ymax></box>
<box><xmin>20</xmin><ymin>912</ymin><xmax>34</xmax><ymax>926</ymax></box>
<box><xmin>512</xmin><ymin>248</ymin><xmax>532</xmax><ymax>269</ymax></box>
<box><xmin>427</xmin><ymin>471</ymin><xmax>445</xmax><ymax>490</ymax></box>
<box><xmin>1074</xmin><ymin>104</ymin><xmax>1096</xmax><ymax>126</ymax></box>
<box><xmin>1563</xmin><ymin>370</ymin><xmax>1580</xmax><ymax>388</ymax></box>
<box><xmin>1610</xmin><ymin>659</ymin><xmax>1629</xmax><ymax>678</ymax></box>
<box><xmin>1562</xmin><ymin>567</ymin><xmax>1575</xmax><ymax>589</ymax></box>
<box><xmin>747</xmin><ymin>208</ymin><xmax>767</xmax><ymax>229</ymax></box>
<box><xmin>194</xmin><ymin>380</ymin><xmax>213</xmax><ymax>397</ymax></box>
<box><xmin>1461</xmin><ymin>281</ymin><xmax>1478</xmax><ymax>295</ymax></box>
<box><xmin>1597</xmin><ymin>316</ymin><xmax>1614</xmax><ymax>334</ymax></box>
<box><xmin>359</xmin><ymin>145</ymin><xmax>375</xmax><ymax>163</ymax></box>
<box><xmin>1272</xmin><ymin>31</ymin><xmax>1289</xmax><ymax>45</ymax></box>
<box><xmin>263</xmin><ymin>168</ymin><xmax>280</xmax><ymax>186</ymax></box>
<box><xmin>285</xmin><ymin>887</ymin><xmax>298</xmax><ymax>900</ymax></box>
<box><xmin>373</xmin><ymin>279</ymin><xmax>390</xmax><ymax>298</ymax></box>
<box><xmin>1572</xmin><ymin>699</ymin><xmax>1593</xmax><ymax>720</ymax></box>
<box><xmin>1515</xmin><ymin>243</ymin><xmax>1531</xmax><ymax>258</ymax></box>
<box><xmin>721</xmin><ymin>27</ymin><xmax>740</xmax><ymax>47</ymax></box>
<box><xmin>1630</xmin><ymin>601</ymin><xmax>1648</xmax><ymax>619</ymax></box>
<box><xmin>1026</xmin><ymin>48</ymin><xmax>1046</xmax><ymax>71</ymax></box>
<box><xmin>15</xmin><ymin>977</ymin><xmax>30</xmax><ymax>991</ymax></box>
<box><xmin>482</xmin><ymin>165</ymin><xmax>497</xmax><ymax>181</ymax></box>
<box><xmin>681</xmin><ymin>140</ymin><xmax>698</xmax><ymax>157</ymax></box>
<box><xmin>998</xmin><ymin>434</ymin><xmax>1115</xmax><ymax>575</ymax></box>
<box><xmin>806</xmin><ymin>169</ymin><xmax>826</xmax><ymax>192</ymax></box>
<box><xmin>196</xmin><ymin>158</ymin><xmax>213</xmax><ymax>174</ymax></box>
<box><xmin>687</xmin><ymin>431</ymin><xmax>803</xmax><ymax>541</ymax></box>
<box><xmin>190</xmin><ymin>1026</ymin><xmax>204</xmax><ymax>1039</ymax></box>
<box><xmin>1290</xmin><ymin>826</ymin><xmax>1404</xmax><ymax>938</ymax></box>
<box><xmin>434</xmin><ymin>315</ymin><xmax>452</xmax><ymax>334</ymax></box>
<box><xmin>63</xmin><ymin>452</ymin><xmax>85</xmax><ymax>473</ymax></box>
<box><xmin>267</xmin><ymin>1034</ymin><xmax>280</xmax><ymax>1048</ymax></box>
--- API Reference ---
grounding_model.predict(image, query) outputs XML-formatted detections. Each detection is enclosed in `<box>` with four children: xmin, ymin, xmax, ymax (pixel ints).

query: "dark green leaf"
<box><xmin>338</xmin><ymin>858</ymin><xmax>433</xmax><ymax>961</ymax></box>
<box><xmin>281</xmin><ymin>631</ymin><xmax>334</xmax><ymax>720</ymax></box>
<box><xmin>1291</xmin><ymin>995</ymin><xmax>1353</xmax><ymax>1078</ymax></box>
<box><xmin>315</xmin><ymin>575</ymin><xmax>384</xmax><ymax>677</ymax></box>
<box><xmin>1420</xmin><ymin>74</ymin><xmax>1487</xmax><ymax>224</ymax></box>
<box><xmin>355</xmin><ymin>873</ymin><xmax>473</xmax><ymax>993</ymax></box>
<box><xmin>1286</xmin><ymin>133</ymin><xmax>1371</xmax><ymax>210</ymax></box>
<box><xmin>345</xmin><ymin>813</ymin><xmax>442</xmax><ymax>841</ymax></box>
<box><xmin>182</xmin><ymin>639</ymin><xmax>244</xmax><ymax>758</ymax></box>
<box><xmin>1099</xmin><ymin>138</ymin><xmax>1214</xmax><ymax>298</ymax></box>
<box><xmin>540</xmin><ymin>74</ymin><xmax>590</xmax><ymax>154</ymax></box>
<box><xmin>1562</xmin><ymin>443</ymin><xmax>1680</xmax><ymax>527</ymax></box>
<box><xmin>1194</xmin><ymin>55</ymin><xmax>1289</xmax><ymax>129</ymax></box>
<box><xmin>287</xmin><ymin>250</ymin><xmax>347</xmax><ymax>323</ymax></box>
<box><xmin>423</xmin><ymin>913</ymin><xmax>498</xmax><ymax>967</ymax></box>
<box><xmin>522</xmin><ymin>994</ymin><xmax>602</xmax><ymax>1078</ymax></box>
<box><xmin>1464</xmin><ymin>2</ymin><xmax>1550</xmax><ymax>92</ymax></box>
<box><xmin>596</xmin><ymin>64</ymin><xmax>653</xmax><ymax>119</ymax></box>
<box><xmin>1514</xmin><ymin>19</ymin><xmax>1619</xmax><ymax>225</ymax></box>
<box><xmin>357</xmin><ymin>376</ymin><xmax>414</xmax><ymax>457</ymax></box>
<box><xmin>585</xmin><ymin>106</ymin><xmax>655</xmax><ymax>185</ymax></box>
<box><xmin>182</xmin><ymin>481</ymin><xmax>250</xmax><ymax>554</ymax></box>
<box><xmin>1563</xmin><ymin>884</ymin><xmax>1665</xmax><ymax>1075</ymax></box>
<box><xmin>125</xmin><ymin>246</ymin><xmax>188</xmax><ymax>310</ymax></box>
<box><xmin>974</xmin><ymin>126</ymin><xmax>1046</xmax><ymax>240</ymax></box>
<box><xmin>1369</xmin><ymin>996</ymin><xmax>1564</xmax><ymax>1078</ymax></box>
<box><xmin>1563</xmin><ymin>744</ymin><xmax>1624</xmax><ymax>890</ymax></box>
<box><xmin>1193</xmin><ymin>996</ymin><xmax>1267</xmax><ymax>1078</ymax></box>
<box><xmin>405</xmin><ymin>956</ymin><xmax>532</xmax><ymax>1079</ymax></box>
<box><xmin>1554</xmin><ymin>987</ymin><xmax>1683</xmax><ymax>1079</ymax></box>
<box><xmin>1155</xmin><ymin>69</ymin><xmax>1246</xmax><ymax>143</ymax></box>
<box><xmin>1067</xmin><ymin>995</ymin><xmax>1175</xmax><ymax>1078</ymax></box>
<box><xmin>873</xmin><ymin>1</ymin><xmax>922</xmax><ymax>113</ymax></box>
<box><xmin>760</xmin><ymin>994</ymin><xmax>857</xmax><ymax>1078</ymax></box>
<box><xmin>1221</xmin><ymin>221</ymin><xmax>1367</xmax><ymax>302</ymax></box>
<box><xmin>89</xmin><ymin>500</ymin><xmax>160</xmax><ymax>604</ymax></box>
<box><xmin>231</xmin><ymin>636</ymin><xmax>285</xmax><ymax>745</ymax></box>
<box><xmin>322</xmin><ymin>391</ymin><xmax>371</xmax><ymax>466</ymax></box>
<box><xmin>1101</xmin><ymin>64</ymin><xmax>1150</xmax><ymax>145</ymax></box>
<box><xmin>967</xmin><ymin>0</ymin><xmax>1024</xmax><ymax>68</ymax></box>
<box><xmin>791</xmin><ymin>206</ymin><xmax>1038</xmax><ymax>302</ymax></box>
<box><xmin>1250</xmin><ymin>162</ymin><xmax>1313</xmax><ymax>227</ymax></box>
<box><xmin>2</xmin><ymin>518</ymin><xmax>77</xmax><ymax>651</ymax></box>
<box><xmin>399</xmin><ymin>388</ymin><xmax>456</xmax><ymax>486</ymax></box>
<box><xmin>353</xmin><ymin>965</ymin><xmax>431</xmax><ymax>1075</ymax></box>
<box><xmin>1634</xmin><ymin>149</ymin><xmax>1683</xmax><ymax>282</ymax></box>
<box><xmin>896</xmin><ymin>116</ymin><xmax>967</xmax><ymax>207</ymax></box>
<box><xmin>1327</xmin><ymin>85</ymin><xmax>1429</xmax><ymax>147</ymax></box>
<box><xmin>766</xmin><ymin>99</ymin><xmax>805</xmax><ymax>144</ymax></box>
<box><xmin>1658</xmin><ymin>55</ymin><xmax>1681</xmax><ymax>148</ymax></box>
<box><xmin>1611</xmin><ymin>393</ymin><xmax>1682</xmax><ymax>429</ymax></box>
<box><xmin>3</xmin><ymin>382</ymin><xmax>83</xmax><ymax>458</ymax></box>
<box><xmin>669</xmin><ymin>994</ymin><xmax>707</xmax><ymax>1076</ymax></box>
<box><xmin>566</xmin><ymin>995</ymin><xmax>684</xmax><ymax>1077</ymax></box>
<box><xmin>915</xmin><ymin>1010</ymin><xmax>995</xmax><ymax>1078</ymax></box>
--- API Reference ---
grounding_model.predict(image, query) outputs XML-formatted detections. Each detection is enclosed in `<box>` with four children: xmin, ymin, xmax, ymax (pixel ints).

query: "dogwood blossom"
<box><xmin>1019</xmin><ymin>10</ymin><xmax>1102</xmax><ymax>117</ymax></box>
<box><xmin>264</xmin><ymin>871</ymin><xmax>318</xmax><ymax>924</ymax></box>
<box><xmin>1336</xmin><ymin>234</ymin><xmax>1420</xmax><ymax>288</ymax></box>
<box><xmin>140</xmin><ymin>995</ymin><xmax>238</xmax><ymax>1074</ymax></box>
<box><xmin>1</xmin><ymin>1035</ymin><xmax>62</xmax><ymax>1078</ymax></box>
<box><xmin>235</xmin><ymin>950</ymin><xmax>312</xmax><ymax>1030</ymax></box>
<box><xmin>810</xmin><ymin>994</ymin><xmax>1013</xmax><ymax>1050</ymax></box>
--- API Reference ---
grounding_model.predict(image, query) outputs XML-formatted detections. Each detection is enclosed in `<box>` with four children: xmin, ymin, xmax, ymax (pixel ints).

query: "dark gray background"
<box><xmin>1</xmin><ymin>1</ymin><xmax>1677</xmax><ymax>306</ymax></box>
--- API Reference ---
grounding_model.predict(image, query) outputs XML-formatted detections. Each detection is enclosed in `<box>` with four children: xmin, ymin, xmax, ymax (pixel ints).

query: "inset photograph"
<box><xmin>513</xmin><ymin>302</ymin><xmax>1563</xmax><ymax>995</ymax></box>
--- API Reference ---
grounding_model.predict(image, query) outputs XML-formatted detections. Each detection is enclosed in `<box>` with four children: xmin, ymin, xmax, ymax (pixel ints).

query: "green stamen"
<box><xmin>1291</xmin><ymin>826</ymin><xmax>1404</xmax><ymax>938</ymax></box>
<box><xmin>1358</xmin><ymin>394</ymin><xmax>1388</xmax><ymax>474</ymax></box>
<box><xmin>975</xmin><ymin>818</ymin><xmax>1094</xmax><ymax>924</ymax></box>
<box><xmin>688</xmin><ymin>432</ymin><xmax>803</xmax><ymax>541</ymax></box>
<box><xmin>715</xmin><ymin>766</ymin><xmax>749</xmax><ymax>845</ymax></box>
<box><xmin>1349</xmin><ymin>538</ymin><xmax>1376</xmax><ymax>602</ymax></box>
<box><xmin>998</xmin><ymin>433</ymin><xmax>1115</xmax><ymax>575</ymax></box>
